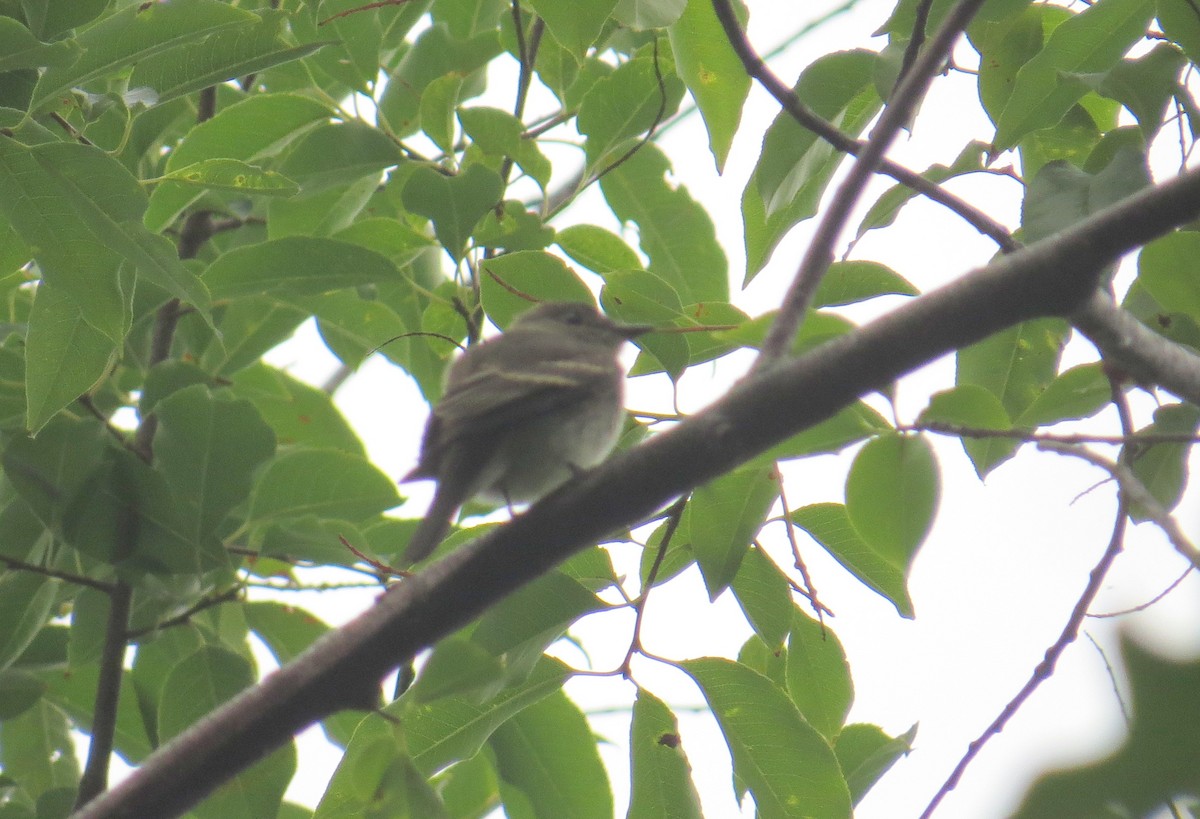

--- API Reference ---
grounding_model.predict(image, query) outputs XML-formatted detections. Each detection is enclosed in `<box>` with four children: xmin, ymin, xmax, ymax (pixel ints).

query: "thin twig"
<box><xmin>897</xmin><ymin>0</ymin><xmax>936</xmax><ymax>89</ymax></box>
<box><xmin>920</xmin><ymin>492</ymin><xmax>1129</xmax><ymax>817</ymax></box>
<box><xmin>921</xmin><ymin>374</ymin><xmax>1138</xmax><ymax>816</ymax></box>
<box><xmin>710</xmin><ymin>0</ymin><xmax>1017</xmax><ymax>255</ymax></box>
<box><xmin>774</xmin><ymin>467</ymin><xmax>830</xmax><ymax>623</ymax></box>
<box><xmin>906</xmin><ymin>421</ymin><xmax>1200</xmax><ymax>446</ymax></box>
<box><xmin>1038</xmin><ymin>442</ymin><xmax>1200</xmax><ymax>570</ymax></box>
<box><xmin>0</xmin><ymin>555</ymin><xmax>116</xmax><ymax>592</ymax></box>
<box><xmin>126</xmin><ymin>587</ymin><xmax>244</xmax><ymax>639</ymax></box>
<box><xmin>1088</xmin><ymin>566</ymin><xmax>1193</xmax><ymax>618</ymax></box>
<box><xmin>620</xmin><ymin>497</ymin><xmax>689</xmax><ymax>676</ymax></box>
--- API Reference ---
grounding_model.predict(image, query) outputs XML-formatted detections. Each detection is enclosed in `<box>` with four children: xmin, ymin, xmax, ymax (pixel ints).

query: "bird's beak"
<box><xmin>621</xmin><ymin>323</ymin><xmax>654</xmax><ymax>339</ymax></box>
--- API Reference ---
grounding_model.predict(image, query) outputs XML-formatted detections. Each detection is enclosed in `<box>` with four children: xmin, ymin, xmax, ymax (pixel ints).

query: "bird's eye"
<box><xmin>565</xmin><ymin>310</ymin><xmax>584</xmax><ymax>325</ymax></box>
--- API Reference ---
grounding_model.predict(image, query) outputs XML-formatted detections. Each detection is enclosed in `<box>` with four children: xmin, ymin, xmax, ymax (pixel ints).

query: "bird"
<box><xmin>402</xmin><ymin>300</ymin><xmax>651</xmax><ymax>563</ymax></box>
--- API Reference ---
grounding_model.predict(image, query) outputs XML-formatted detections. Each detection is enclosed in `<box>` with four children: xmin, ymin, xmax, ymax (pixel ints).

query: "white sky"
<box><xmin>248</xmin><ymin>1</ymin><xmax>1200</xmax><ymax>817</ymax></box>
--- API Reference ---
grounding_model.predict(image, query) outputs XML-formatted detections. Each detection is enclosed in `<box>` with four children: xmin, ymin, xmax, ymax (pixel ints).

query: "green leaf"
<box><xmin>600</xmin><ymin>145</ymin><xmax>729</xmax><ymax>303</ymax></box>
<box><xmin>421</xmin><ymin>73</ymin><xmax>465</xmax><ymax>155</ymax></box>
<box><xmin>403</xmin><ymin>657</ymin><xmax>570</xmax><ymax>776</ymax></box>
<box><xmin>684</xmin><ymin>464</ymin><xmax>778</xmax><ymax>600</ymax></box>
<box><xmin>279</xmin><ymin>120</ymin><xmax>405</xmax><ymax>194</ymax></box>
<box><xmin>401</xmin><ymin>164</ymin><xmax>503</xmax><ymax>261</ymax></box>
<box><xmin>555</xmin><ymin>224</ymin><xmax>643</xmax><ymax>275</ymax></box>
<box><xmin>969</xmin><ymin>4</ymin><xmax>1063</xmax><ymax>126</ymax></box>
<box><xmin>579</xmin><ymin>55</ymin><xmax>686</xmax><ymax>174</ymax></box>
<box><xmin>203</xmin><ymin>237</ymin><xmax>401</xmax><ymax>300</ymax></box>
<box><xmin>411</xmin><ymin>637</ymin><xmax>505</xmax><ymax>703</ymax></box>
<box><xmin>201</xmin><ymin>297</ymin><xmax>309</xmax><ymax>378</ymax></box>
<box><xmin>920</xmin><ymin>384</ymin><xmax>1015</xmax><ymax>477</ymax></box>
<box><xmin>845</xmin><ymin>435</ymin><xmax>940</xmax><ymax>570</ymax></box>
<box><xmin>528</xmin><ymin>0</ymin><xmax>618</xmax><ymax>58</ymax></box>
<box><xmin>812</xmin><ymin>261</ymin><xmax>919</xmax><ymax>308</ymax></box>
<box><xmin>259</xmin><ymin>516</ymin><xmax>367</xmax><ymax>566</ymax></box>
<box><xmin>855</xmin><ymin>141</ymin><xmax>988</xmax><ymax>239</ymax></box>
<box><xmin>0</xmin><ymin>699</ymin><xmax>78</xmax><ymax>799</ymax></box>
<box><xmin>1159</xmin><ymin>0</ymin><xmax>1200</xmax><ymax>64</ymax></box>
<box><xmin>126</xmin><ymin>11</ymin><xmax>329</xmax><ymax>106</ymax></box>
<box><xmin>67</xmin><ymin>586</ymin><xmax>109</xmax><ymax>669</ymax></box>
<box><xmin>957</xmin><ymin>317</ymin><xmax>1070</xmax><ymax>421</ymax></box>
<box><xmin>473</xmin><ymin>201</ymin><xmax>556</xmax><ymax>253</ymax></box>
<box><xmin>614</xmin><ymin>0</ymin><xmax>688</xmax><ymax>28</ymax></box>
<box><xmin>144</xmin><ymin>93</ymin><xmax>332</xmax><ymax>231</ymax></box>
<box><xmin>378</xmin><ymin>24</ymin><xmax>500</xmax><ymax>136</ymax></box>
<box><xmin>0</xmin><ymin>574</ymin><xmax>58</xmax><ymax>672</ymax></box>
<box><xmin>0</xmin><ymin>18</ymin><xmax>80</xmax><ymax>72</ymax></box>
<box><xmin>667</xmin><ymin>0</ymin><xmax>750</xmax><ymax>171</ymax></box>
<box><xmin>787</xmin><ymin>612</ymin><xmax>853</xmax><ymax>741</ymax></box>
<box><xmin>459</xmin><ymin>107</ymin><xmax>552</xmax><ymax>191</ymax></box>
<box><xmin>62</xmin><ymin>448</ymin><xmax>221</xmax><ymax>574</ymax></box>
<box><xmin>835</xmin><ymin>723</ymin><xmax>916</xmax><ymax>805</ymax></box>
<box><xmin>157</xmin><ymin>159</ymin><xmax>299</xmax><ymax>197</ymax></box>
<box><xmin>744</xmin><ymin>50</ymin><xmax>881</xmax><ymax>279</ymax></box>
<box><xmin>160</xmin><ymin>645</ymin><xmax>295</xmax><ymax>819</ymax></box>
<box><xmin>154</xmin><ymin>385</ymin><xmax>277</xmax><ymax>540</ymax></box>
<box><xmin>1022</xmin><ymin>146</ymin><xmax>1150</xmax><ymax>244</ymax></box>
<box><xmin>1138</xmin><ymin>231</ymin><xmax>1200</xmax><ymax>326</ymax></box>
<box><xmin>1014</xmin><ymin>639</ymin><xmax>1200</xmax><ymax>817</ymax></box>
<box><xmin>248</xmin><ymin>448</ymin><xmax>400</xmax><ymax>524</ymax></box>
<box><xmin>470</xmin><ymin>571</ymin><xmax>605</xmax><ymax>679</ymax></box>
<box><xmin>310</xmin><ymin>289</ymin><xmax>412</xmax><ymax>371</ymax></box>
<box><xmin>479</xmin><ymin>251</ymin><xmax>594</xmax><ymax>327</ymax></box>
<box><xmin>40</xmin><ymin>663</ymin><xmax>154</xmax><ymax>763</ymax></box>
<box><xmin>0</xmin><ymin>669</ymin><xmax>45</xmax><ymax>721</ymax></box>
<box><xmin>2</xmin><ymin>415</ymin><xmax>109</xmax><ymax>529</ymax></box>
<box><xmin>1128</xmin><ymin>403</ymin><xmax>1200</xmax><ymax>521</ymax></box>
<box><xmin>159</xmin><ymin>645</ymin><xmax>254</xmax><ymax>740</ymax></box>
<box><xmin>602</xmin><ymin>269</ymin><xmax>690</xmax><ymax>379</ymax></box>
<box><xmin>627</xmin><ymin>688</ymin><xmax>703</xmax><ymax>819</ymax></box>
<box><xmin>1016</xmin><ymin>363</ymin><xmax>1111</xmax><ymax>427</ymax></box>
<box><xmin>490</xmin><ymin>689</ymin><xmax>613</xmax><ymax>819</ymax></box>
<box><xmin>30</xmin><ymin>0</ymin><xmax>259</xmax><ymax>111</ymax></box>
<box><xmin>1072</xmin><ymin>43</ymin><xmax>1187</xmax><ymax>139</ymax></box>
<box><xmin>0</xmin><ymin>140</ymin><xmax>210</xmax><ymax>338</ymax></box>
<box><xmin>791</xmin><ymin>503</ymin><xmax>913</xmax><ymax>618</ymax></box>
<box><xmin>759</xmin><ymin>402</ymin><xmax>892</xmax><ymax>464</ymax></box>
<box><xmin>229</xmin><ymin>363</ymin><xmax>366</xmax><ymax>454</ymax></box>
<box><xmin>682</xmin><ymin>657</ymin><xmax>852</xmax><ymax>818</ymax></box>
<box><xmin>24</xmin><ymin>281</ymin><xmax>118</xmax><ymax>433</ymax></box>
<box><xmin>22</xmin><ymin>0</ymin><xmax>110</xmax><ymax>40</ymax></box>
<box><xmin>993</xmin><ymin>0</ymin><xmax>1155</xmax><ymax>150</ymax></box>
<box><xmin>730</xmin><ymin>545</ymin><xmax>792</xmax><ymax>649</ymax></box>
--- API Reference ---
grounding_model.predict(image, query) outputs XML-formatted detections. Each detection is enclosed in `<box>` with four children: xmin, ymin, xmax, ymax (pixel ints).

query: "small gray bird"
<box><xmin>403</xmin><ymin>301</ymin><xmax>651</xmax><ymax>563</ymax></box>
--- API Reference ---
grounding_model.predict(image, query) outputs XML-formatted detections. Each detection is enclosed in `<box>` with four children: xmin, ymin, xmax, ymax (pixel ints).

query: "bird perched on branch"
<box><xmin>403</xmin><ymin>301</ymin><xmax>651</xmax><ymax>563</ymax></box>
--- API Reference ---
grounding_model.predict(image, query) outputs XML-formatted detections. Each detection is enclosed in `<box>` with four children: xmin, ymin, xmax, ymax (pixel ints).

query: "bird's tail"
<box><xmin>405</xmin><ymin>484</ymin><xmax>462</xmax><ymax>564</ymax></box>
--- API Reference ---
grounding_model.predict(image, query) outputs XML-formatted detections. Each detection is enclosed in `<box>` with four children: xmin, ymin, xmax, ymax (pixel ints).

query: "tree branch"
<box><xmin>1071</xmin><ymin>290</ymin><xmax>1200</xmax><ymax>406</ymax></box>
<box><xmin>74</xmin><ymin>165</ymin><xmax>1200</xmax><ymax>819</ymax></box>
<box><xmin>753</xmin><ymin>0</ymin><xmax>990</xmax><ymax>365</ymax></box>
<box><xmin>710</xmin><ymin>0</ymin><xmax>1018</xmax><ymax>255</ymax></box>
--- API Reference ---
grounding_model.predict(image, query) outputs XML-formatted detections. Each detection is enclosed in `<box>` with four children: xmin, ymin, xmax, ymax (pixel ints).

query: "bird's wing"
<box><xmin>434</xmin><ymin>356</ymin><xmax>611</xmax><ymax>434</ymax></box>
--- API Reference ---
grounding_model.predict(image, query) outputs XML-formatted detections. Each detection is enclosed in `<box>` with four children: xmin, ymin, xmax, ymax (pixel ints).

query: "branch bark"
<box><xmin>75</xmin><ymin>165</ymin><xmax>1200</xmax><ymax>819</ymax></box>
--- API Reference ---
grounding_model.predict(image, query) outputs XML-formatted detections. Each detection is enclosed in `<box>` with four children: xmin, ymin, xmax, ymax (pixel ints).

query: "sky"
<box><xmin>245</xmin><ymin>1</ymin><xmax>1200</xmax><ymax>817</ymax></box>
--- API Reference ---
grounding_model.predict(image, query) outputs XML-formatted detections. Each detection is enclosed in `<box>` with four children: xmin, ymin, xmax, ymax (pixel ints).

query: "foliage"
<box><xmin>0</xmin><ymin>0</ymin><xmax>1196</xmax><ymax>817</ymax></box>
